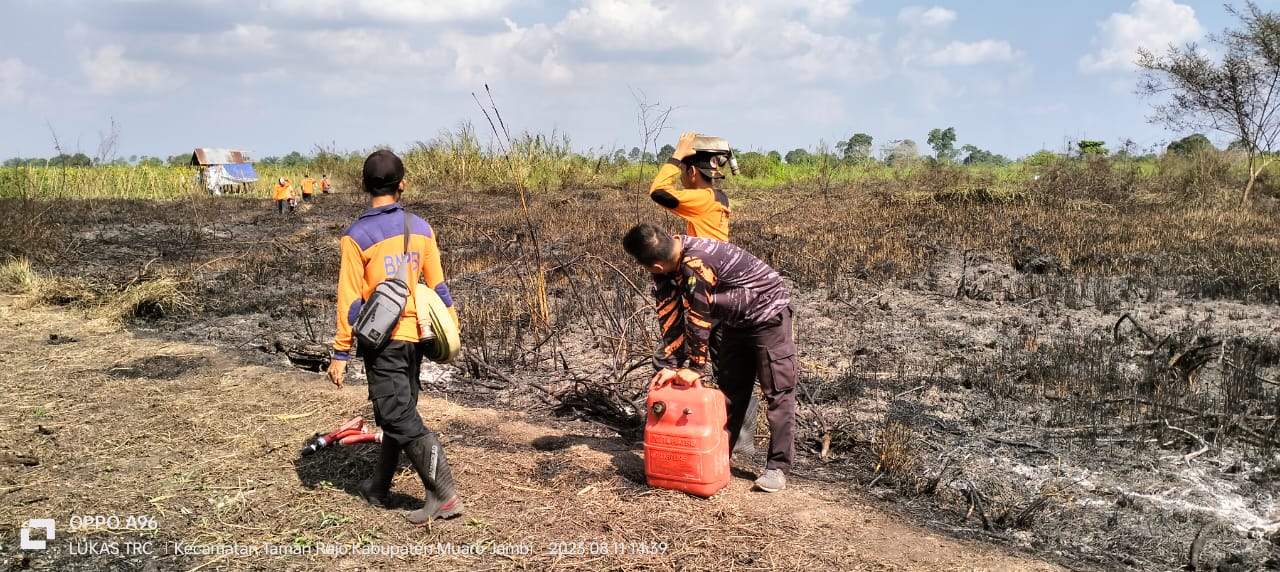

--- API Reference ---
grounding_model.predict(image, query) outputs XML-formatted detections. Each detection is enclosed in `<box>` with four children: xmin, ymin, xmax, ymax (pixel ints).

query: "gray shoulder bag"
<box><xmin>351</xmin><ymin>210</ymin><xmax>412</xmax><ymax>350</ymax></box>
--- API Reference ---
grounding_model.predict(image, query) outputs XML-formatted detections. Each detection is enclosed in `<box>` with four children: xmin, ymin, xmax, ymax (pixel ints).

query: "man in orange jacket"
<box><xmin>300</xmin><ymin>174</ymin><xmax>317</xmax><ymax>203</ymax></box>
<box><xmin>272</xmin><ymin>177</ymin><xmax>294</xmax><ymax>214</ymax></box>
<box><xmin>326</xmin><ymin>150</ymin><xmax>464</xmax><ymax>524</ymax></box>
<box><xmin>648</xmin><ymin>131</ymin><xmax>731</xmax><ymax>241</ymax></box>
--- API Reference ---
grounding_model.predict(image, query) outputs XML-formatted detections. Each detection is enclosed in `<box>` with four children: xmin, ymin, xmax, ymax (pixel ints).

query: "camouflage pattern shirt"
<box><xmin>651</xmin><ymin>236</ymin><xmax>791</xmax><ymax>372</ymax></box>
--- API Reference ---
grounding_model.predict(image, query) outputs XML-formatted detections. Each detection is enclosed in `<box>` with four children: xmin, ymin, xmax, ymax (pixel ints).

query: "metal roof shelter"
<box><xmin>191</xmin><ymin>148</ymin><xmax>259</xmax><ymax>194</ymax></box>
<box><xmin>191</xmin><ymin>148</ymin><xmax>252</xmax><ymax>165</ymax></box>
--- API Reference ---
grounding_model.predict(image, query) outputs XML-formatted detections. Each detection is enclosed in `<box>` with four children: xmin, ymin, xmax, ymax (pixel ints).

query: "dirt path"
<box><xmin>0</xmin><ymin>298</ymin><xmax>1064</xmax><ymax>571</ymax></box>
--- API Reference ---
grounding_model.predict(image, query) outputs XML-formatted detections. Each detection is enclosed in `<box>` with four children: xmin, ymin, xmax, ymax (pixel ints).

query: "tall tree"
<box><xmin>784</xmin><ymin>148</ymin><xmax>812</xmax><ymax>165</ymax></box>
<box><xmin>281</xmin><ymin>151</ymin><xmax>306</xmax><ymax>167</ymax></box>
<box><xmin>1077</xmin><ymin>140</ymin><xmax>1108</xmax><ymax>156</ymax></box>
<box><xmin>960</xmin><ymin>144</ymin><xmax>1009</xmax><ymax>165</ymax></box>
<box><xmin>926</xmin><ymin>127</ymin><xmax>957</xmax><ymax>162</ymax></box>
<box><xmin>658</xmin><ymin>144</ymin><xmax>675</xmax><ymax>162</ymax></box>
<box><xmin>836</xmin><ymin>133</ymin><xmax>874</xmax><ymax>163</ymax></box>
<box><xmin>50</xmin><ymin>153</ymin><xmax>92</xmax><ymax>167</ymax></box>
<box><xmin>882</xmin><ymin>139</ymin><xmax>920</xmax><ymax>167</ymax></box>
<box><xmin>1166</xmin><ymin>133</ymin><xmax>1215</xmax><ymax>156</ymax></box>
<box><xmin>1138</xmin><ymin>1</ymin><xmax>1280</xmax><ymax>206</ymax></box>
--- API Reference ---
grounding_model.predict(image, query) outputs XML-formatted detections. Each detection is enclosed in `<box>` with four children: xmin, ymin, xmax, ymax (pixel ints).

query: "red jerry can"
<box><xmin>644</xmin><ymin>378</ymin><xmax>730</xmax><ymax>497</ymax></box>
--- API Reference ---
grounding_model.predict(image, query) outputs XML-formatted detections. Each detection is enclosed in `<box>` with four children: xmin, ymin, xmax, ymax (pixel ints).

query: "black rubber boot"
<box><xmin>731</xmin><ymin>393</ymin><xmax>760</xmax><ymax>458</ymax></box>
<box><xmin>357</xmin><ymin>439</ymin><xmax>400</xmax><ymax>508</ymax></box>
<box><xmin>403</xmin><ymin>433</ymin><xmax>464</xmax><ymax>524</ymax></box>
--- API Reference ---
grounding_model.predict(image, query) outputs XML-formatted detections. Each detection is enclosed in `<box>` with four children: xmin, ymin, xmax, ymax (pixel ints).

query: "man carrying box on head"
<box><xmin>648</xmin><ymin>131</ymin><xmax>735</xmax><ymax>242</ymax></box>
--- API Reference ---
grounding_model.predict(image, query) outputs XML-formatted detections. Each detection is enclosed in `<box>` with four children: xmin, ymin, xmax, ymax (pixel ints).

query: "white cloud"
<box><xmin>557</xmin><ymin>0</ymin><xmax>692</xmax><ymax>54</ymax></box>
<box><xmin>898</xmin><ymin>6</ymin><xmax>956</xmax><ymax>30</ymax></box>
<box><xmin>779</xmin><ymin>23</ymin><xmax>886</xmax><ymax>82</ymax></box>
<box><xmin>1079</xmin><ymin>0</ymin><xmax>1204</xmax><ymax>73</ymax></box>
<box><xmin>81</xmin><ymin>45</ymin><xmax>181</xmax><ymax>94</ymax></box>
<box><xmin>454</xmin><ymin>0</ymin><xmax>884</xmax><ymax>90</ymax></box>
<box><xmin>176</xmin><ymin>25</ymin><xmax>276</xmax><ymax>56</ymax></box>
<box><xmin>796</xmin><ymin>0</ymin><xmax>859</xmax><ymax>24</ymax></box>
<box><xmin>444</xmin><ymin>20</ymin><xmax>573</xmax><ymax>87</ymax></box>
<box><xmin>925</xmin><ymin>39</ymin><xmax>1018</xmax><ymax>66</ymax></box>
<box><xmin>301</xmin><ymin>28</ymin><xmax>447</xmax><ymax>72</ymax></box>
<box><xmin>0</xmin><ymin>58</ymin><xmax>32</xmax><ymax>104</ymax></box>
<box><xmin>260</xmin><ymin>0</ymin><xmax>511</xmax><ymax>23</ymax></box>
<box><xmin>554</xmin><ymin>0</ymin><xmax>866</xmax><ymax>56</ymax></box>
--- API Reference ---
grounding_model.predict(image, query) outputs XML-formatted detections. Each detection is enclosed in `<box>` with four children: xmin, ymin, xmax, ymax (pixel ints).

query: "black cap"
<box><xmin>362</xmin><ymin>150</ymin><xmax>404</xmax><ymax>195</ymax></box>
<box><xmin>683</xmin><ymin>151</ymin><xmax>727</xmax><ymax>180</ymax></box>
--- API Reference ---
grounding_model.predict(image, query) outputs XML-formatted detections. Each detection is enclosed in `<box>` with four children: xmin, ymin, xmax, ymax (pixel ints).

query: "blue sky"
<box><xmin>2</xmin><ymin>0</ymin><xmax>1277</xmax><ymax>161</ymax></box>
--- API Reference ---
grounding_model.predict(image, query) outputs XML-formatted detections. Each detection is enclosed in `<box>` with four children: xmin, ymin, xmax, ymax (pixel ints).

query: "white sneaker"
<box><xmin>753</xmin><ymin>468</ymin><xmax>786</xmax><ymax>492</ymax></box>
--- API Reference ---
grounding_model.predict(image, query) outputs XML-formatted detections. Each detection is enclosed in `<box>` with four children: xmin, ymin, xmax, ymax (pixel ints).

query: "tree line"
<box><xmin>0</xmin><ymin>130</ymin><xmax>1236</xmax><ymax>172</ymax></box>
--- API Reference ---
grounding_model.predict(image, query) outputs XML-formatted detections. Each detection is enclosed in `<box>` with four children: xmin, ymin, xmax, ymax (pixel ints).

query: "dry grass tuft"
<box><xmin>0</xmin><ymin>256</ymin><xmax>40</xmax><ymax>293</ymax></box>
<box><xmin>33</xmin><ymin>275</ymin><xmax>95</xmax><ymax>307</ymax></box>
<box><xmin>95</xmin><ymin>276</ymin><xmax>196</xmax><ymax>323</ymax></box>
<box><xmin>872</xmin><ymin>420</ymin><xmax>918</xmax><ymax>482</ymax></box>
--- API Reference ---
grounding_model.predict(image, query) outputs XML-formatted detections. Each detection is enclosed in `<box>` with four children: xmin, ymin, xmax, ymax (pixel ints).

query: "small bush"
<box><xmin>1153</xmin><ymin>149</ymin><xmax>1234</xmax><ymax>203</ymax></box>
<box><xmin>34</xmin><ymin>275</ymin><xmax>95</xmax><ymax>307</ymax></box>
<box><xmin>96</xmin><ymin>277</ymin><xmax>195</xmax><ymax>323</ymax></box>
<box><xmin>872</xmin><ymin>420</ymin><xmax>918</xmax><ymax>481</ymax></box>
<box><xmin>0</xmin><ymin>257</ymin><xmax>40</xmax><ymax>294</ymax></box>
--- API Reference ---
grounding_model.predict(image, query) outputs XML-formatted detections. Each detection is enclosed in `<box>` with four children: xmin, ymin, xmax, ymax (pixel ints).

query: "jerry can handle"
<box><xmin>671</xmin><ymin>373</ymin><xmax>705</xmax><ymax>389</ymax></box>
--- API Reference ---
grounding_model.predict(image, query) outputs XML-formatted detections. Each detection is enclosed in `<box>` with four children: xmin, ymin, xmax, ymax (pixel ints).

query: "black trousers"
<box><xmin>715</xmin><ymin>307</ymin><xmax>798</xmax><ymax>473</ymax></box>
<box><xmin>362</xmin><ymin>340</ymin><xmax>428</xmax><ymax>445</ymax></box>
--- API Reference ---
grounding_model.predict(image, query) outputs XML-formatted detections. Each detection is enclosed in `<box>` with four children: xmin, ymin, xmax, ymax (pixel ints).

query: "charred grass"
<box><xmin>1</xmin><ymin>162</ymin><xmax>1278</xmax><ymax>570</ymax></box>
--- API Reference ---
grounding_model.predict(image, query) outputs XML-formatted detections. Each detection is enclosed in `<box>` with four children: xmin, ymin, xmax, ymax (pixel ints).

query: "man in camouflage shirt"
<box><xmin>623</xmin><ymin>223</ymin><xmax>797</xmax><ymax>492</ymax></box>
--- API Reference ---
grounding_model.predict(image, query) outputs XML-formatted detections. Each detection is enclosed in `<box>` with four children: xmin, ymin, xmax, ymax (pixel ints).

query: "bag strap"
<box><xmin>395</xmin><ymin>208</ymin><xmax>411</xmax><ymax>282</ymax></box>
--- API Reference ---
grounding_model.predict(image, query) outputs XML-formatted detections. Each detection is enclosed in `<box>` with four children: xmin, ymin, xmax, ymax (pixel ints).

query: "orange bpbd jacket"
<box><xmin>272</xmin><ymin>180</ymin><xmax>293</xmax><ymax>201</ymax></box>
<box><xmin>649</xmin><ymin>158</ymin><xmax>730</xmax><ymax>241</ymax></box>
<box><xmin>332</xmin><ymin>203</ymin><xmax>457</xmax><ymax>361</ymax></box>
<box><xmin>301</xmin><ymin>177</ymin><xmax>316</xmax><ymax>195</ymax></box>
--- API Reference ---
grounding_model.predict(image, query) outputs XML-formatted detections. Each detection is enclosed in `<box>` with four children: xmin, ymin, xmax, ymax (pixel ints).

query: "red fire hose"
<box><xmin>300</xmin><ymin>416</ymin><xmax>383</xmax><ymax>455</ymax></box>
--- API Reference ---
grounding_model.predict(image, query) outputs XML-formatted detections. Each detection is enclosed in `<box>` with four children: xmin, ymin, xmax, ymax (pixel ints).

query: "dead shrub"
<box><xmin>95</xmin><ymin>277</ymin><xmax>196</xmax><ymax>323</ymax></box>
<box><xmin>871</xmin><ymin>420</ymin><xmax>918</xmax><ymax>483</ymax></box>
<box><xmin>1035</xmin><ymin>156</ymin><xmax>1137</xmax><ymax>204</ymax></box>
<box><xmin>34</xmin><ymin>275</ymin><xmax>95</xmax><ymax>307</ymax></box>
<box><xmin>1151</xmin><ymin>149</ymin><xmax>1235</xmax><ymax>203</ymax></box>
<box><xmin>911</xmin><ymin>163</ymin><xmax>969</xmax><ymax>193</ymax></box>
<box><xmin>0</xmin><ymin>256</ymin><xmax>41</xmax><ymax>294</ymax></box>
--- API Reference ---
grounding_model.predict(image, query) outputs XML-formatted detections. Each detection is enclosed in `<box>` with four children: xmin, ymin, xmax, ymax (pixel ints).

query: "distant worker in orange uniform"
<box><xmin>300</xmin><ymin>174</ymin><xmax>317</xmax><ymax>203</ymax></box>
<box><xmin>648</xmin><ymin>131</ymin><xmax>732</xmax><ymax>242</ymax></box>
<box><xmin>320</xmin><ymin>174</ymin><xmax>332</xmax><ymax>195</ymax></box>
<box><xmin>272</xmin><ymin>177</ymin><xmax>294</xmax><ymax>215</ymax></box>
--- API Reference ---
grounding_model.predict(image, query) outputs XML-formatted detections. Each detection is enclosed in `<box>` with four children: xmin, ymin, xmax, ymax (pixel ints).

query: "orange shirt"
<box><xmin>649</xmin><ymin>160</ymin><xmax>730</xmax><ymax>241</ymax></box>
<box><xmin>272</xmin><ymin>180</ymin><xmax>293</xmax><ymax>201</ymax></box>
<box><xmin>332</xmin><ymin>204</ymin><xmax>457</xmax><ymax>361</ymax></box>
<box><xmin>301</xmin><ymin>177</ymin><xmax>316</xmax><ymax>195</ymax></box>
